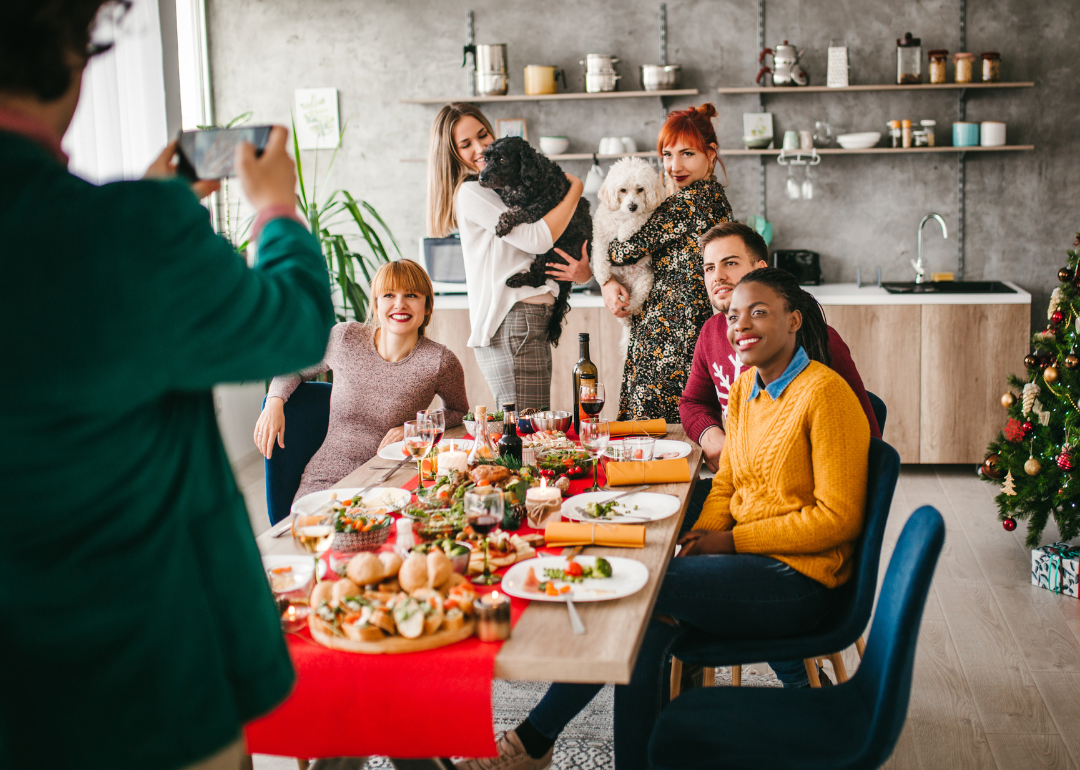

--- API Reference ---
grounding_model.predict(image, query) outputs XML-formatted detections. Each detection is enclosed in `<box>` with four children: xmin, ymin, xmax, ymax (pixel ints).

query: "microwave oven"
<box><xmin>772</xmin><ymin>249</ymin><xmax>822</xmax><ymax>286</ymax></box>
<box><xmin>419</xmin><ymin>235</ymin><xmax>468</xmax><ymax>293</ymax></box>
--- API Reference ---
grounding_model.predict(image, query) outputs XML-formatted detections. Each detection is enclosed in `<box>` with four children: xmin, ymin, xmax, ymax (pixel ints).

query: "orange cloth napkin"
<box><xmin>545</xmin><ymin>522</ymin><xmax>646</xmax><ymax>549</ymax></box>
<box><xmin>608</xmin><ymin>419</ymin><xmax>667</xmax><ymax>438</ymax></box>
<box><xmin>605</xmin><ymin>458</ymin><xmax>692</xmax><ymax>486</ymax></box>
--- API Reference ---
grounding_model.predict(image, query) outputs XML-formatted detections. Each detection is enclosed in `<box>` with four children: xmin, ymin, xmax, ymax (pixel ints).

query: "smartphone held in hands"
<box><xmin>176</xmin><ymin>126</ymin><xmax>272</xmax><ymax>181</ymax></box>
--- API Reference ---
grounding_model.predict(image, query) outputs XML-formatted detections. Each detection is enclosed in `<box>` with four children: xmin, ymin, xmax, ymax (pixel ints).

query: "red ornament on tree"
<box><xmin>1058</xmin><ymin>448</ymin><xmax>1074</xmax><ymax>472</ymax></box>
<box><xmin>1003</xmin><ymin>517</ymin><xmax>1017</xmax><ymax>531</ymax></box>
<box><xmin>1022</xmin><ymin>421</ymin><xmax>1034</xmax><ymax>433</ymax></box>
<box><xmin>1052</xmin><ymin>310</ymin><xmax>1066</xmax><ymax>326</ymax></box>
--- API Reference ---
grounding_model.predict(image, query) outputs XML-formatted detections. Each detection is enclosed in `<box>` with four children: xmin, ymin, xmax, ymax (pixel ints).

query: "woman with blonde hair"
<box><xmin>254</xmin><ymin>259</ymin><xmax>468</xmax><ymax>500</ymax></box>
<box><xmin>427</xmin><ymin>102</ymin><xmax>592</xmax><ymax>411</ymax></box>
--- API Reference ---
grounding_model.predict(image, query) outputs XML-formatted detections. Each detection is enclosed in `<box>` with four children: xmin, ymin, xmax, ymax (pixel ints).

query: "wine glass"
<box><xmin>291</xmin><ymin>506</ymin><xmax>335</xmax><ymax>584</ymax></box>
<box><xmin>417</xmin><ymin>408</ymin><xmax>446</xmax><ymax>480</ymax></box>
<box><xmin>579</xmin><ymin>382</ymin><xmax>606</xmax><ymax>422</ymax></box>
<box><xmin>464</xmin><ymin>487</ymin><xmax>504</xmax><ymax>585</ymax></box>
<box><xmin>579</xmin><ymin>419</ymin><xmax>610</xmax><ymax>492</ymax></box>
<box><xmin>403</xmin><ymin>419</ymin><xmax>436</xmax><ymax>490</ymax></box>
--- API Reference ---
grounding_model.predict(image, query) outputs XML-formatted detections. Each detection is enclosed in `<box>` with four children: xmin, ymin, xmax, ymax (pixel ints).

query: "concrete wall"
<box><xmin>206</xmin><ymin>0</ymin><xmax>1080</xmax><ymax>329</ymax></box>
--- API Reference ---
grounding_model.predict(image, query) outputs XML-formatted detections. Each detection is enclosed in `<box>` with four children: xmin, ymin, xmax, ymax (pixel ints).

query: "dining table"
<box><xmin>249</xmin><ymin>423</ymin><xmax>702</xmax><ymax>766</ymax></box>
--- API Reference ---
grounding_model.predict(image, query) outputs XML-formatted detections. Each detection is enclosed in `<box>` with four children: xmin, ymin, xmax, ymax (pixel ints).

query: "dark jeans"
<box><xmin>527</xmin><ymin>553</ymin><xmax>838</xmax><ymax>770</ymax></box>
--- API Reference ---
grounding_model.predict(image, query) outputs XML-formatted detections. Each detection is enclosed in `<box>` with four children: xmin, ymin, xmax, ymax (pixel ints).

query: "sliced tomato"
<box><xmin>564</xmin><ymin>561</ymin><xmax>584</xmax><ymax>577</ymax></box>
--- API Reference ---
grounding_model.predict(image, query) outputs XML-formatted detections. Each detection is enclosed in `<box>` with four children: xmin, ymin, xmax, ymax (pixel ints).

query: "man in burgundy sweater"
<box><xmin>681</xmin><ymin>221</ymin><xmax>881</xmax><ymax>474</ymax></box>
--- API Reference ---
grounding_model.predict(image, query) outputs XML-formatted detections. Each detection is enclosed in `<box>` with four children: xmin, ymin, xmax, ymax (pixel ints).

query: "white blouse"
<box><xmin>455</xmin><ymin>181</ymin><xmax>558</xmax><ymax>348</ymax></box>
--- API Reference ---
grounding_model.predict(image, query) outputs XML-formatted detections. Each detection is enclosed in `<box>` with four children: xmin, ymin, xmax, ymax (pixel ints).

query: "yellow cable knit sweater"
<box><xmin>694</xmin><ymin>361</ymin><xmax>870</xmax><ymax>588</ymax></box>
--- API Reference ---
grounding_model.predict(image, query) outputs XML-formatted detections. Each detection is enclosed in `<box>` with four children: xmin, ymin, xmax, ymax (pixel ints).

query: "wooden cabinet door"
<box><xmin>824</xmin><ymin>305</ymin><xmax>922</xmax><ymax>463</ymax></box>
<box><xmin>920</xmin><ymin>304</ymin><xmax>1030</xmax><ymax>463</ymax></box>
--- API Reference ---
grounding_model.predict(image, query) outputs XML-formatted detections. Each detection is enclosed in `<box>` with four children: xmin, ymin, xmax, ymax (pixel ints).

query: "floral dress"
<box><xmin>609</xmin><ymin>179</ymin><xmax>733</xmax><ymax>421</ymax></box>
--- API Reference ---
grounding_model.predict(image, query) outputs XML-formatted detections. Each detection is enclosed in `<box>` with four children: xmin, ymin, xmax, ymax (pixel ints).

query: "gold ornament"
<box><xmin>1025</xmin><ymin>457</ymin><xmax>1042</xmax><ymax>476</ymax></box>
<box><xmin>1001</xmin><ymin>392</ymin><xmax>1016</xmax><ymax>408</ymax></box>
<box><xmin>1066</xmin><ymin>354</ymin><xmax>1080</xmax><ymax>370</ymax></box>
<box><xmin>1044</xmin><ymin>366</ymin><xmax>1060</xmax><ymax>384</ymax></box>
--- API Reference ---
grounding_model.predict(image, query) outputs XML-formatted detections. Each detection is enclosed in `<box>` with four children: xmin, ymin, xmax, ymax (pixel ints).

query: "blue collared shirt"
<box><xmin>748</xmin><ymin>346</ymin><xmax>811</xmax><ymax>401</ymax></box>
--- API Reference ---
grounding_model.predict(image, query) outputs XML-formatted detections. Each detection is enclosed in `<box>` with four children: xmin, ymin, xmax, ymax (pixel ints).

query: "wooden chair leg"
<box><xmin>804</xmin><ymin>658</ymin><xmax>821</xmax><ymax>688</ymax></box>
<box><xmin>670</xmin><ymin>656</ymin><xmax>683</xmax><ymax>698</ymax></box>
<box><xmin>731</xmin><ymin>665</ymin><xmax>742</xmax><ymax>686</ymax></box>
<box><xmin>827</xmin><ymin>652</ymin><xmax>849</xmax><ymax>684</ymax></box>
<box><xmin>855</xmin><ymin>635</ymin><xmax>866</xmax><ymax>659</ymax></box>
<box><xmin>703</xmin><ymin>667</ymin><xmax>716</xmax><ymax>687</ymax></box>
<box><xmin>297</xmin><ymin>760</ymin><xmax>310</xmax><ymax>770</ymax></box>
<box><xmin>241</xmin><ymin>755</ymin><xmax>254</xmax><ymax>770</ymax></box>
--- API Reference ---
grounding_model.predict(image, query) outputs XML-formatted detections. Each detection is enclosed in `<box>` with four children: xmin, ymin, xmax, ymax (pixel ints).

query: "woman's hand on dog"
<box><xmin>547</xmin><ymin>242</ymin><xmax>593</xmax><ymax>285</ymax></box>
<box><xmin>602</xmin><ymin>279</ymin><xmax>632</xmax><ymax>318</ymax></box>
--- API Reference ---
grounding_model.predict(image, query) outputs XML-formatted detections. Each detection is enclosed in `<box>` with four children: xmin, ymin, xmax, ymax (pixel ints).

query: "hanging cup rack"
<box><xmin>777</xmin><ymin>149</ymin><xmax>821</xmax><ymax>166</ymax></box>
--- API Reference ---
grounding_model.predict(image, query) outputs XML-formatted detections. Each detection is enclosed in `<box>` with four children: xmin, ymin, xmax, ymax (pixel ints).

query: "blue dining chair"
<box><xmin>867</xmin><ymin>391</ymin><xmax>888</xmax><ymax>435</ymax></box>
<box><xmin>670</xmin><ymin>437</ymin><xmax>901</xmax><ymax>692</ymax></box>
<box><xmin>648</xmin><ymin>506</ymin><xmax>945</xmax><ymax>770</ymax></box>
<box><xmin>263</xmin><ymin>381</ymin><xmax>332</xmax><ymax>526</ymax></box>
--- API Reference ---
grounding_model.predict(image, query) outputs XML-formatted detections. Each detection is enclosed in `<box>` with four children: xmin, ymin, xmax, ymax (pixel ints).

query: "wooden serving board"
<box><xmin>309</xmin><ymin>615</ymin><xmax>476</xmax><ymax>654</ymax></box>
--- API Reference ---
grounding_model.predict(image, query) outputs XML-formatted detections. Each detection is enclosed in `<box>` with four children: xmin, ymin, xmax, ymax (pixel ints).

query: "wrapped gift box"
<box><xmin>1031</xmin><ymin>542</ymin><xmax>1079</xmax><ymax>598</ymax></box>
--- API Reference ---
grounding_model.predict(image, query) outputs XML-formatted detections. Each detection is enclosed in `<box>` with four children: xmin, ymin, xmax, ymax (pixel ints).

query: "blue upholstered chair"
<box><xmin>867</xmin><ymin>391</ymin><xmax>888</xmax><ymax>435</ymax></box>
<box><xmin>649</xmin><ymin>506</ymin><xmax>945</xmax><ymax>770</ymax></box>
<box><xmin>671</xmin><ymin>437</ymin><xmax>901</xmax><ymax>691</ymax></box>
<box><xmin>263</xmin><ymin>381</ymin><xmax>332</xmax><ymax>526</ymax></box>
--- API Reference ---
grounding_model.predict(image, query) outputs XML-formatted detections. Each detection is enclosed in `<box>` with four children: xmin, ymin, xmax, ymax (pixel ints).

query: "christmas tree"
<box><xmin>983</xmin><ymin>232</ymin><xmax>1080</xmax><ymax>547</ymax></box>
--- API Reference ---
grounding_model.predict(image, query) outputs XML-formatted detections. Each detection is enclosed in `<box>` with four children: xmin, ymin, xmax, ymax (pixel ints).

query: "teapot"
<box><xmin>757</xmin><ymin>41</ymin><xmax>809</xmax><ymax>87</ymax></box>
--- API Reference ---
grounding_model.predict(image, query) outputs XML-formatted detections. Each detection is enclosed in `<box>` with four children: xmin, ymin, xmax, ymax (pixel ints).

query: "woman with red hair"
<box><xmin>602</xmin><ymin>103</ymin><xmax>733</xmax><ymax>421</ymax></box>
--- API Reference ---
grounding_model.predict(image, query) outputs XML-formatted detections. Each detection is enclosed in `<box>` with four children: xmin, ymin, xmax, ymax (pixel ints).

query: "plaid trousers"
<box><xmin>473</xmin><ymin>302</ymin><xmax>553</xmax><ymax>412</ymax></box>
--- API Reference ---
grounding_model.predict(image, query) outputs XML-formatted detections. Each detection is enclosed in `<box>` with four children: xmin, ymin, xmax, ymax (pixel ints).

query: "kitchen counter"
<box><xmin>433</xmin><ymin>291</ymin><xmax>605</xmax><ymax>310</ymax></box>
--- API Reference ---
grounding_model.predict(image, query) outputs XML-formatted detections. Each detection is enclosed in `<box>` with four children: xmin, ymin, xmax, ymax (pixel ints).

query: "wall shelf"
<box><xmin>717</xmin><ymin>82</ymin><xmax>1034</xmax><ymax>94</ymax></box>
<box><xmin>399</xmin><ymin>88</ymin><xmax>698</xmax><ymax>104</ymax></box>
<box><xmin>400</xmin><ymin>145</ymin><xmax>1034</xmax><ymax>163</ymax></box>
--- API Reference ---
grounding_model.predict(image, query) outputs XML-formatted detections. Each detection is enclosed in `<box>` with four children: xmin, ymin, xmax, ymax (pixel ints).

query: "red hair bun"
<box><xmin>657</xmin><ymin>102</ymin><xmax>719</xmax><ymax>155</ymax></box>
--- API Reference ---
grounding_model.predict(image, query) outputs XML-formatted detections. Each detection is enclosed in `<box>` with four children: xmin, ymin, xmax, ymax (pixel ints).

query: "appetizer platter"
<box><xmin>309</xmin><ymin>550</ymin><xmax>479</xmax><ymax>654</ymax></box>
<box><xmin>560</xmin><ymin>491</ymin><xmax>681</xmax><ymax>524</ymax></box>
<box><xmin>521</xmin><ymin>430</ymin><xmax>573</xmax><ymax>451</ymax></box>
<box><xmin>604</xmin><ymin>439</ymin><xmax>692</xmax><ymax>461</ymax></box>
<box><xmin>500</xmin><ymin>556</ymin><xmax>650</xmax><ymax>603</ymax></box>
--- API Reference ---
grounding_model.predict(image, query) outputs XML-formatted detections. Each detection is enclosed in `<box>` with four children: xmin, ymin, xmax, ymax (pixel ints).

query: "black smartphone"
<box><xmin>175</xmin><ymin>125</ymin><xmax>272</xmax><ymax>181</ymax></box>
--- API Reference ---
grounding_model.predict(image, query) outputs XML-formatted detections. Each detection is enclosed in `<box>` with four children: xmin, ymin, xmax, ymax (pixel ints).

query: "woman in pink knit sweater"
<box><xmin>253</xmin><ymin>260</ymin><xmax>469</xmax><ymax>500</ymax></box>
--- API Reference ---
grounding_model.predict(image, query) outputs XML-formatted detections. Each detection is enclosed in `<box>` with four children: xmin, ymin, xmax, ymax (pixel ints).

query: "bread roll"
<box><xmin>427</xmin><ymin>549</ymin><xmax>453</xmax><ymax>589</ymax></box>
<box><xmin>369</xmin><ymin>608</ymin><xmax>396</xmax><ymax>635</ymax></box>
<box><xmin>393</xmin><ymin>598</ymin><xmax>425</xmax><ymax>639</ymax></box>
<box><xmin>309</xmin><ymin>581</ymin><xmax>334</xmax><ymax>608</ymax></box>
<box><xmin>347</xmin><ymin>552</ymin><xmax>384</xmax><ymax>586</ymax></box>
<box><xmin>343</xmin><ymin>620</ymin><xmax>384</xmax><ymax>642</ymax></box>
<box><xmin>443</xmin><ymin>608</ymin><xmax>465</xmax><ymax>632</ymax></box>
<box><xmin>331</xmin><ymin>579</ymin><xmax>361</xmax><ymax>607</ymax></box>
<box><xmin>399</xmin><ymin>552</ymin><xmax>428</xmax><ymax>593</ymax></box>
<box><xmin>378</xmin><ymin>551</ymin><xmax>403</xmax><ymax>579</ymax></box>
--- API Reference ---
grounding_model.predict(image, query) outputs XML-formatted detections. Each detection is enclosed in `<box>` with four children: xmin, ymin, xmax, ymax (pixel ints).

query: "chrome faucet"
<box><xmin>912</xmin><ymin>213</ymin><xmax>949</xmax><ymax>284</ymax></box>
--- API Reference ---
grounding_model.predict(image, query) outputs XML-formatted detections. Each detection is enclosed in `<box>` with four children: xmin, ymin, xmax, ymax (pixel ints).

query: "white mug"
<box><xmin>980</xmin><ymin>121</ymin><xmax>1006</xmax><ymax>147</ymax></box>
<box><xmin>620</xmin><ymin>136</ymin><xmax>638</xmax><ymax>153</ymax></box>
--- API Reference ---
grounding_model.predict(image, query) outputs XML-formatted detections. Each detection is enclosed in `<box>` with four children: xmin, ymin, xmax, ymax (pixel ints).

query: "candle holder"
<box><xmin>473</xmin><ymin>592</ymin><xmax>512</xmax><ymax>642</ymax></box>
<box><xmin>280</xmin><ymin>600</ymin><xmax>311</xmax><ymax>633</ymax></box>
<box><xmin>525</xmin><ymin>483</ymin><xmax>563</xmax><ymax>529</ymax></box>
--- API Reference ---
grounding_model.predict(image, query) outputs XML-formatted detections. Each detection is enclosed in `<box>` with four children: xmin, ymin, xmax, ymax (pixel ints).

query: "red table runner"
<box><xmin>247</xmin><ymin>450</ymin><xmax>606</xmax><ymax>760</ymax></box>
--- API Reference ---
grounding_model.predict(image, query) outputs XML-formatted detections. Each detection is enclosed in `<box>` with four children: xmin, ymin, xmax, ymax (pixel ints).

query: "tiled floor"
<box><xmin>240</xmin><ymin>461</ymin><xmax>1080</xmax><ymax>769</ymax></box>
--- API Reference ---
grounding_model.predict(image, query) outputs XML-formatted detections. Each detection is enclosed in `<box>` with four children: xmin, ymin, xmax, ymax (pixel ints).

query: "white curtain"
<box><xmin>63</xmin><ymin>0</ymin><xmax>169</xmax><ymax>184</ymax></box>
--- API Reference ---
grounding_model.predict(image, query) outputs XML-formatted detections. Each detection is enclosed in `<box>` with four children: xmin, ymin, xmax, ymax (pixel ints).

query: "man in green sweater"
<box><xmin>0</xmin><ymin>2</ymin><xmax>334</xmax><ymax>768</ymax></box>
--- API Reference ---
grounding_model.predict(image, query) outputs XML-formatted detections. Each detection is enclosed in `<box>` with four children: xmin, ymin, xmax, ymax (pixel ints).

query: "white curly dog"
<box><xmin>590</xmin><ymin>157</ymin><xmax>665</xmax><ymax>350</ymax></box>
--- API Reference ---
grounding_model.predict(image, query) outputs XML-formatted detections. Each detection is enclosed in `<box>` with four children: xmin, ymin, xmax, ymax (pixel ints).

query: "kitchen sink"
<box><xmin>881</xmin><ymin>281</ymin><xmax>1017</xmax><ymax>294</ymax></box>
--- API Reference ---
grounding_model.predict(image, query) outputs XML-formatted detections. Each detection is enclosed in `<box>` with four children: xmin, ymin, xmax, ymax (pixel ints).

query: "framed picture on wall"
<box><xmin>497</xmin><ymin>118</ymin><xmax>528</xmax><ymax>140</ymax></box>
<box><xmin>742</xmin><ymin>112</ymin><xmax>774</xmax><ymax>148</ymax></box>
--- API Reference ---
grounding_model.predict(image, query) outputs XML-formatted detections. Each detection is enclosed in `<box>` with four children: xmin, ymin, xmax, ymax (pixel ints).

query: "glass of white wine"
<box><xmin>404</xmin><ymin>418</ymin><xmax>436</xmax><ymax>490</ymax></box>
<box><xmin>291</xmin><ymin>507</ymin><xmax>335</xmax><ymax>584</ymax></box>
<box><xmin>579</xmin><ymin>419</ymin><xmax>610</xmax><ymax>492</ymax></box>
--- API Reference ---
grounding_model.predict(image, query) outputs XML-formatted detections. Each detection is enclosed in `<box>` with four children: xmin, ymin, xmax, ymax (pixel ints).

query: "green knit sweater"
<box><xmin>0</xmin><ymin>131</ymin><xmax>333</xmax><ymax>769</ymax></box>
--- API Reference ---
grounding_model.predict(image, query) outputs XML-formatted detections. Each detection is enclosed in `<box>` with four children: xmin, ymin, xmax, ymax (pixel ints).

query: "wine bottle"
<box><xmin>466</xmin><ymin>405</ymin><xmax>498</xmax><ymax>466</ymax></box>
<box><xmin>572</xmin><ymin>333</ymin><xmax>598</xmax><ymax>433</ymax></box>
<box><xmin>497</xmin><ymin>402</ymin><xmax>523</xmax><ymax>464</ymax></box>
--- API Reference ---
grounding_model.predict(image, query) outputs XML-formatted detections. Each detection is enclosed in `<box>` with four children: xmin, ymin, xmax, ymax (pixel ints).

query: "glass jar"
<box><xmin>954</xmin><ymin>52</ymin><xmax>975</xmax><ymax>84</ymax></box>
<box><xmin>928</xmin><ymin>49</ymin><xmax>948</xmax><ymax>84</ymax></box>
<box><xmin>913</xmin><ymin>129</ymin><xmax>929</xmax><ymax>147</ymax></box>
<box><xmin>901</xmin><ymin>119</ymin><xmax>913</xmax><ymax>149</ymax></box>
<box><xmin>981</xmin><ymin>52</ymin><xmax>1001</xmax><ymax>82</ymax></box>
<box><xmin>896</xmin><ymin>32</ymin><xmax>922</xmax><ymax>84</ymax></box>
<box><xmin>888</xmin><ymin>120</ymin><xmax>902</xmax><ymax>148</ymax></box>
<box><xmin>920</xmin><ymin>119</ymin><xmax>937</xmax><ymax>146</ymax></box>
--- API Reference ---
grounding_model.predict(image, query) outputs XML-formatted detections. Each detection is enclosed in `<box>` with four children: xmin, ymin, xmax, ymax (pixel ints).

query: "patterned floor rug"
<box><xmin>257</xmin><ymin>667</ymin><xmax>781</xmax><ymax>770</ymax></box>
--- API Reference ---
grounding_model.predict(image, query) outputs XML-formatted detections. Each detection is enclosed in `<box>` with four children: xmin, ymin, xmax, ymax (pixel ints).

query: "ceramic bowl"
<box><xmin>743</xmin><ymin>135</ymin><xmax>772</xmax><ymax>149</ymax></box>
<box><xmin>539</xmin><ymin>136</ymin><xmax>570</xmax><ymax>155</ymax></box>
<box><xmin>836</xmin><ymin>132</ymin><xmax>882</xmax><ymax>150</ymax></box>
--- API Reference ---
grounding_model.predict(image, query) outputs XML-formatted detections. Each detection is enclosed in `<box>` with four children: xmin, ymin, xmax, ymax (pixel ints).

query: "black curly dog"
<box><xmin>477</xmin><ymin>136</ymin><xmax>591</xmax><ymax>347</ymax></box>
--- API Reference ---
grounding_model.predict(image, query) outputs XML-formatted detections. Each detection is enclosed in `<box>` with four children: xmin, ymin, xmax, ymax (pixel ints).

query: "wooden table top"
<box><xmin>256</xmin><ymin>424</ymin><xmax>702</xmax><ymax>685</ymax></box>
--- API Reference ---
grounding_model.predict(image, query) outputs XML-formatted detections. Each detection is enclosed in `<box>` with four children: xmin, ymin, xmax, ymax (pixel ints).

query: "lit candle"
<box><xmin>474</xmin><ymin>591</ymin><xmax>512</xmax><ymax>642</ymax></box>
<box><xmin>280</xmin><ymin>601</ymin><xmax>311</xmax><ymax>633</ymax></box>
<box><xmin>437</xmin><ymin>449</ymin><xmax>468</xmax><ymax>476</ymax></box>
<box><xmin>525</xmin><ymin>478</ymin><xmax>563</xmax><ymax>528</ymax></box>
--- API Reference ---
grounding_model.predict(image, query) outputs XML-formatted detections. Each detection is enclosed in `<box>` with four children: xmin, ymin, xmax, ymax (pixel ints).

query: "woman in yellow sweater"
<box><xmin>455</xmin><ymin>268</ymin><xmax>870</xmax><ymax>770</ymax></box>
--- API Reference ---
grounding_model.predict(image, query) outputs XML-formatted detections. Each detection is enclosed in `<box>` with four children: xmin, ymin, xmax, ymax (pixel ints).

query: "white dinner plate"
<box><xmin>500</xmin><ymin>555</ymin><xmax>649</xmax><ymax>603</ymax></box>
<box><xmin>378</xmin><ymin>439</ymin><xmax>470</xmax><ymax>461</ymax></box>
<box><xmin>561</xmin><ymin>491</ymin><xmax>681</xmax><ymax>524</ymax></box>
<box><xmin>290</xmin><ymin>486</ymin><xmax>411</xmax><ymax>515</ymax></box>
<box><xmin>604</xmin><ymin>438</ymin><xmax>691</xmax><ymax>461</ymax></box>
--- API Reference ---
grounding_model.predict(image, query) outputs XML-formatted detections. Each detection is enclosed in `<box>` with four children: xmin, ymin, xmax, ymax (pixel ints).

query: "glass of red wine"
<box><xmin>580</xmin><ymin>382</ymin><xmax>606</xmax><ymax>422</ymax></box>
<box><xmin>464</xmin><ymin>487</ymin><xmax>504</xmax><ymax>585</ymax></box>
